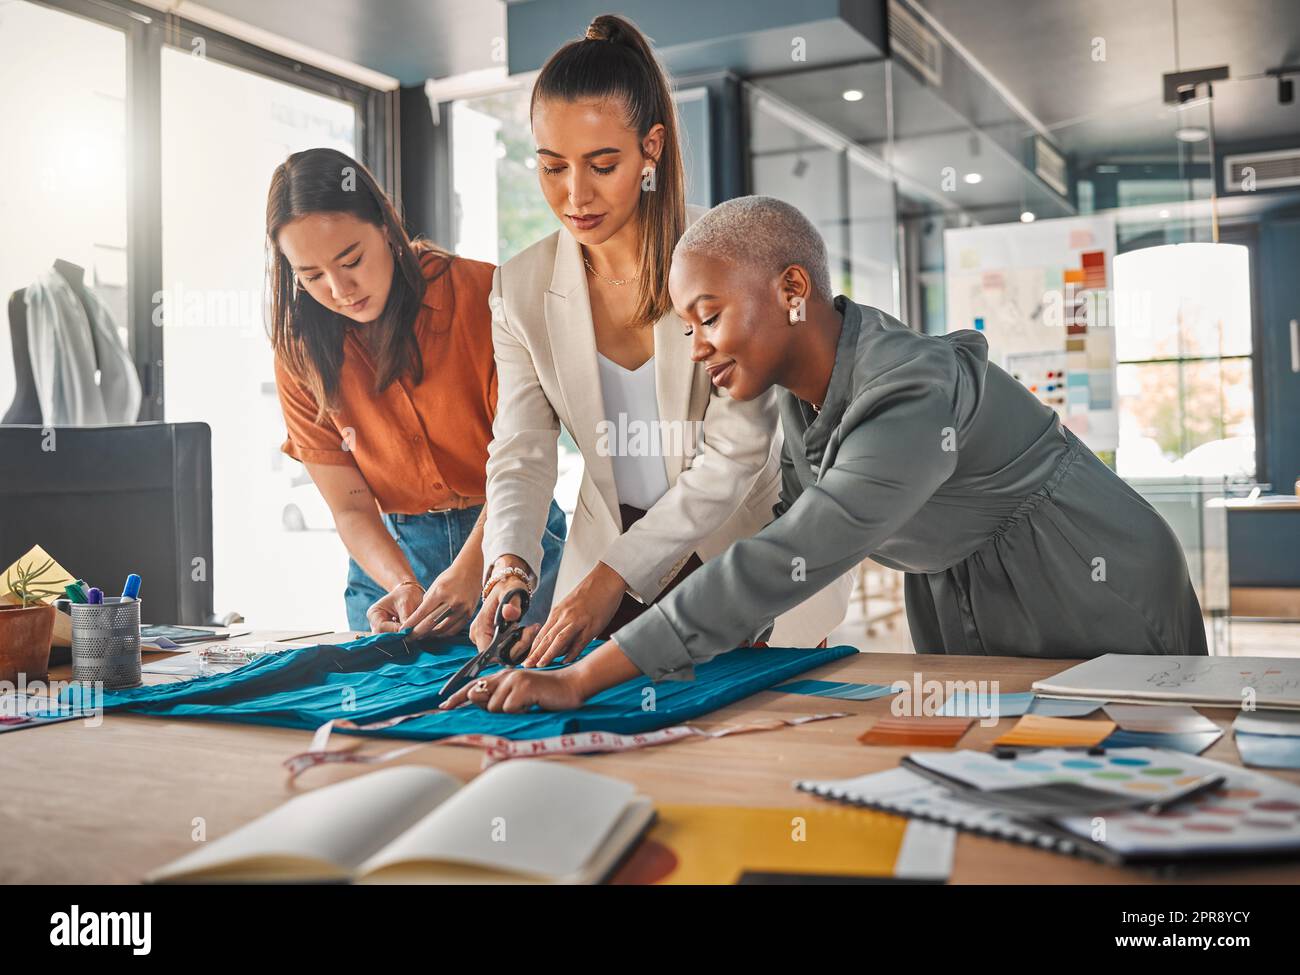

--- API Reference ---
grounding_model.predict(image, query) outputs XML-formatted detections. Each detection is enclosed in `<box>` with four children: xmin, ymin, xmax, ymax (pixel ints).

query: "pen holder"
<box><xmin>71</xmin><ymin>598</ymin><xmax>142</xmax><ymax>689</ymax></box>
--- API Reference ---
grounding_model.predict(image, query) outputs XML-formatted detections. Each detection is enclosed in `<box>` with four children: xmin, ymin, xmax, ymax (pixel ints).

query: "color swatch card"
<box><xmin>994</xmin><ymin>714</ymin><xmax>1115</xmax><ymax>748</ymax></box>
<box><xmin>1232</xmin><ymin>709</ymin><xmax>1300</xmax><ymax>768</ymax></box>
<box><xmin>0</xmin><ymin>693</ymin><xmax>87</xmax><ymax>734</ymax></box>
<box><xmin>774</xmin><ymin>679</ymin><xmax>898</xmax><ymax>702</ymax></box>
<box><xmin>939</xmin><ymin>690</ymin><xmax>1034</xmax><ymax>718</ymax></box>
<box><xmin>1051</xmin><ymin>751</ymin><xmax>1300</xmax><ymax>857</ymax></box>
<box><xmin>1233</xmin><ymin>709</ymin><xmax>1300</xmax><ymax>737</ymax></box>
<box><xmin>1101</xmin><ymin>728</ymin><xmax>1222</xmax><ymax>755</ymax></box>
<box><xmin>859</xmin><ymin>716</ymin><xmax>974</xmax><ymax>748</ymax></box>
<box><xmin>1103</xmin><ymin>703</ymin><xmax>1219</xmax><ymax>734</ymax></box>
<box><xmin>1234</xmin><ymin>733</ymin><xmax>1300</xmax><ymax>770</ymax></box>
<box><xmin>1026</xmin><ymin>697</ymin><xmax>1106</xmax><ymax>718</ymax></box>
<box><xmin>884</xmin><ymin>748</ymin><xmax>1300</xmax><ymax>861</ymax></box>
<box><xmin>908</xmin><ymin>747</ymin><xmax>1239</xmax><ymax>801</ymax></box>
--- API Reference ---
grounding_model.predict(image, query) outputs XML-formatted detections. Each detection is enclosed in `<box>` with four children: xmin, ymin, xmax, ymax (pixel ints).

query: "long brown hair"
<box><xmin>531</xmin><ymin>14</ymin><xmax>686</xmax><ymax>328</ymax></box>
<box><xmin>266</xmin><ymin>147</ymin><xmax>453</xmax><ymax>417</ymax></box>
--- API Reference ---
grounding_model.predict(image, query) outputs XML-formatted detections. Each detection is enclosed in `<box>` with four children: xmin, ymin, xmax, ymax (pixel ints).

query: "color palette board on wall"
<box><xmin>1006</xmin><ymin>351</ymin><xmax>1067</xmax><ymax>411</ymax></box>
<box><xmin>908</xmin><ymin>747</ymin><xmax>1300</xmax><ymax>856</ymax></box>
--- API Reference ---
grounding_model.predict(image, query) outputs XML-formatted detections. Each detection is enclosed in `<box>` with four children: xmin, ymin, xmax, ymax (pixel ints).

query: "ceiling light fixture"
<box><xmin>842</xmin><ymin>89</ymin><xmax>864</xmax><ymax>102</ymax></box>
<box><xmin>963</xmin><ymin>172</ymin><xmax>983</xmax><ymax>185</ymax></box>
<box><xmin>1266</xmin><ymin>64</ymin><xmax>1299</xmax><ymax>104</ymax></box>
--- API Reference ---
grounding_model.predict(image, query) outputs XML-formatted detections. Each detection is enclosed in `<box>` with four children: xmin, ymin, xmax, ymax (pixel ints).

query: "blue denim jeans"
<box><xmin>344</xmin><ymin>499</ymin><xmax>568</xmax><ymax>634</ymax></box>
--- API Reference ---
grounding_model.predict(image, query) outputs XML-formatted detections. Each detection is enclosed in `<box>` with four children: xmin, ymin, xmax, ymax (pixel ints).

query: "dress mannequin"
<box><xmin>3</xmin><ymin>259</ymin><xmax>102</xmax><ymax>423</ymax></box>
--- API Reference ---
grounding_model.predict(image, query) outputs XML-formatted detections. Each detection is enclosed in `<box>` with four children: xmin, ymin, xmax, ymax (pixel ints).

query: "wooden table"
<box><xmin>4</xmin><ymin>634</ymin><xmax>1298</xmax><ymax>884</ymax></box>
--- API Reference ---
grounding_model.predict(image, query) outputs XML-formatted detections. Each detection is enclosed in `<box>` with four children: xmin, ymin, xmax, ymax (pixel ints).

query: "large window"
<box><xmin>451</xmin><ymin>89</ymin><xmax>559</xmax><ymax>265</ymax></box>
<box><xmin>2</xmin><ymin>0</ymin><xmax>385</xmax><ymax>628</ymax></box>
<box><xmin>0</xmin><ymin>1</ymin><xmax>129</xmax><ymax>413</ymax></box>
<box><xmin>160</xmin><ymin>47</ymin><xmax>360</xmax><ymax>629</ymax></box>
<box><xmin>1113</xmin><ymin>242</ymin><xmax>1256</xmax><ymax>479</ymax></box>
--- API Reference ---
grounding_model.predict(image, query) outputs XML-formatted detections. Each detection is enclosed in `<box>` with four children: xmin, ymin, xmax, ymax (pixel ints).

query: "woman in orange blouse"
<box><xmin>268</xmin><ymin>148</ymin><xmax>566</xmax><ymax>634</ymax></box>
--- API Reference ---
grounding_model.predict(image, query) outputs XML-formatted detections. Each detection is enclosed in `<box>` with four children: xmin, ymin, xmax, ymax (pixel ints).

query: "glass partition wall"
<box><xmin>741</xmin><ymin>8</ymin><xmax>1265</xmax><ymax>652</ymax></box>
<box><xmin>747</xmin><ymin>63</ymin><xmax>900</xmax><ymax>314</ymax></box>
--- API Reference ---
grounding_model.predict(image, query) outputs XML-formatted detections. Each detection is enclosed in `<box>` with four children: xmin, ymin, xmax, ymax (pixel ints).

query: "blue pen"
<box><xmin>121</xmin><ymin>574</ymin><xmax>141</xmax><ymax>601</ymax></box>
<box><xmin>87</xmin><ymin>588</ymin><xmax>104</xmax><ymax>605</ymax></box>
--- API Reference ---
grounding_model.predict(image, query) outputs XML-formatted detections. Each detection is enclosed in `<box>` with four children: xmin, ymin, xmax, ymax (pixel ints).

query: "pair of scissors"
<box><xmin>434</xmin><ymin>587</ymin><xmax>532</xmax><ymax>705</ymax></box>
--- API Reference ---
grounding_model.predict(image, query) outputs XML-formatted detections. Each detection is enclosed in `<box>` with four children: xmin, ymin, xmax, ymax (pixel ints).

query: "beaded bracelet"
<box><xmin>481</xmin><ymin>565</ymin><xmax>535</xmax><ymax>601</ymax></box>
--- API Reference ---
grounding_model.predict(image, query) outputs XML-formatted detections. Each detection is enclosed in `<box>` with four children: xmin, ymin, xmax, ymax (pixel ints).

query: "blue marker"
<box><xmin>87</xmin><ymin>588</ymin><xmax>104</xmax><ymax>605</ymax></box>
<box><xmin>121</xmin><ymin>574</ymin><xmax>141</xmax><ymax>601</ymax></box>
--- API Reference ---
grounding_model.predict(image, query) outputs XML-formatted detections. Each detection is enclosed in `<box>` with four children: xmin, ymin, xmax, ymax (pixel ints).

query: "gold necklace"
<box><xmin>583</xmin><ymin>256</ymin><xmax>639</xmax><ymax>287</ymax></box>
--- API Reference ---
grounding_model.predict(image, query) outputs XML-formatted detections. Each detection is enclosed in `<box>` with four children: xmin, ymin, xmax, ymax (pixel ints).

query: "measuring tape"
<box><xmin>284</xmin><ymin>711</ymin><xmax>849</xmax><ymax>783</ymax></box>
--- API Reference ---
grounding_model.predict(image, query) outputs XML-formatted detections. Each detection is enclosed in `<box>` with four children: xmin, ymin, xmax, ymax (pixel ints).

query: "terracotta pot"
<box><xmin>0</xmin><ymin>604</ymin><xmax>55</xmax><ymax>684</ymax></box>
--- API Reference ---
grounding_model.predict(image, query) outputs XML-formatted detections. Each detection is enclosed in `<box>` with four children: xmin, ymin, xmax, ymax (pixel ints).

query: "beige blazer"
<box><xmin>481</xmin><ymin>216</ymin><xmax>850</xmax><ymax>646</ymax></box>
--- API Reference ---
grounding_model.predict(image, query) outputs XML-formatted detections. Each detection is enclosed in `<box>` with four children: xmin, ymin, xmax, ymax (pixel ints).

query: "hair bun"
<box><xmin>584</xmin><ymin>15</ymin><xmax>623</xmax><ymax>43</ymax></box>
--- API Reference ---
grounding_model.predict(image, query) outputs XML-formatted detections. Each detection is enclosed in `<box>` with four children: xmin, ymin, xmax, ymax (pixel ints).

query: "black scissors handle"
<box><xmin>433</xmin><ymin>587</ymin><xmax>533</xmax><ymax>704</ymax></box>
<box><xmin>491</xmin><ymin>587</ymin><xmax>532</xmax><ymax>665</ymax></box>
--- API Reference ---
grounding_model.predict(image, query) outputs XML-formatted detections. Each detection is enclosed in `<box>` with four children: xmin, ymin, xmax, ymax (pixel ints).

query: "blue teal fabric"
<box><xmin>344</xmin><ymin>499</ymin><xmax>567</xmax><ymax>632</ymax></box>
<box><xmin>77</xmin><ymin>631</ymin><xmax>856</xmax><ymax>741</ymax></box>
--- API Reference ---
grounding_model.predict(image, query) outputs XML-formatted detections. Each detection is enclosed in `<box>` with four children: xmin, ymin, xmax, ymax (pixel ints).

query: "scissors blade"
<box><xmin>435</xmin><ymin>653</ymin><xmax>487</xmax><ymax>704</ymax></box>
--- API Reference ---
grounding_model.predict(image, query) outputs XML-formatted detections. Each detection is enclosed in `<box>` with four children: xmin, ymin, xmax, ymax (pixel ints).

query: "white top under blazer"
<box><xmin>597</xmin><ymin>352</ymin><xmax>671</xmax><ymax>511</ymax></box>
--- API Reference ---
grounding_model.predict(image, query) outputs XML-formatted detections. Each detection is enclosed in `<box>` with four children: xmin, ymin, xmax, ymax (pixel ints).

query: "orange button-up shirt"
<box><xmin>275</xmin><ymin>253</ymin><xmax>498</xmax><ymax>514</ymax></box>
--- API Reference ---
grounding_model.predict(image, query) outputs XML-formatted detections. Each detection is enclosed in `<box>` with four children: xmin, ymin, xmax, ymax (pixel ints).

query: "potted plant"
<box><xmin>0</xmin><ymin>557</ymin><xmax>61</xmax><ymax>683</ymax></box>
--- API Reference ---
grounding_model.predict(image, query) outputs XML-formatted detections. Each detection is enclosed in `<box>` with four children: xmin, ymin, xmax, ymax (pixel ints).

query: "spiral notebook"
<box><xmin>796</xmin><ymin>748</ymin><xmax>1300</xmax><ymax>866</ymax></box>
<box><xmin>796</xmin><ymin>767</ymin><xmax>1112</xmax><ymax>863</ymax></box>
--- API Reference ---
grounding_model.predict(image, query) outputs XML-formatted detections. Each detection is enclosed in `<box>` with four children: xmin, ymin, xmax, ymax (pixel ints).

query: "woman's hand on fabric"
<box><xmin>523</xmin><ymin>561</ymin><xmax>626</xmax><ymax>668</ymax></box>
<box><xmin>438</xmin><ymin>665</ymin><xmax>586</xmax><ymax>713</ymax></box>
<box><xmin>405</xmin><ymin>563</ymin><xmax>482</xmax><ymax>637</ymax></box>
<box><xmin>366</xmin><ymin>581</ymin><xmax>425</xmax><ymax>633</ymax></box>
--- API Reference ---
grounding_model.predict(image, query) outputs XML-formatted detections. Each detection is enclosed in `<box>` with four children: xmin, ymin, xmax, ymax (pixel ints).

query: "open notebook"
<box><xmin>147</xmin><ymin>762</ymin><xmax>654</xmax><ymax>884</ymax></box>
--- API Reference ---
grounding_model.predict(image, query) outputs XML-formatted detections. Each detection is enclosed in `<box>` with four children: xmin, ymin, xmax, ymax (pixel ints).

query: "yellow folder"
<box><xmin>613</xmin><ymin>804</ymin><xmax>911</xmax><ymax>884</ymax></box>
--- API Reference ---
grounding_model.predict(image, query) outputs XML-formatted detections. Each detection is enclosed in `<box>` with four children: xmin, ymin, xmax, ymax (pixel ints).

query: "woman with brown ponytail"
<box><xmin>267</xmin><ymin>148</ymin><xmax>567</xmax><ymax>635</ymax></box>
<box><xmin>402</xmin><ymin>16</ymin><xmax>850</xmax><ymax>661</ymax></box>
